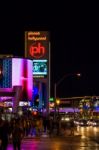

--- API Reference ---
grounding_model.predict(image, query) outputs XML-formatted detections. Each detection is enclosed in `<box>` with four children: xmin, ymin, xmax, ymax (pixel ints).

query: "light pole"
<box><xmin>54</xmin><ymin>73</ymin><xmax>81</xmax><ymax>119</ymax></box>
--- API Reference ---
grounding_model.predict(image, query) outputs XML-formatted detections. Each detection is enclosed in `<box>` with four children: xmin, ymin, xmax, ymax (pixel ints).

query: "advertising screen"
<box><xmin>33</xmin><ymin>60</ymin><xmax>47</xmax><ymax>76</ymax></box>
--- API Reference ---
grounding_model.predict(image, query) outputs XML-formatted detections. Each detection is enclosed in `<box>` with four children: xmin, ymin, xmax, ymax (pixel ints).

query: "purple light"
<box><xmin>12</xmin><ymin>58</ymin><xmax>23</xmax><ymax>86</ymax></box>
<box><xmin>27</xmin><ymin>59</ymin><xmax>33</xmax><ymax>100</ymax></box>
<box><xmin>50</xmin><ymin>108</ymin><xmax>80</xmax><ymax>113</ymax></box>
<box><xmin>12</xmin><ymin>58</ymin><xmax>33</xmax><ymax>100</ymax></box>
<box><xmin>0</xmin><ymin>88</ymin><xmax>13</xmax><ymax>92</ymax></box>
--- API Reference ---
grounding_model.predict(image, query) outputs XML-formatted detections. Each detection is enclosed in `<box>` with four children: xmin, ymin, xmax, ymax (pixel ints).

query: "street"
<box><xmin>7</xmin><ymin>127</ymin><xmax>99</xmax><ymax>150</ymax></box>
<box><xmin>78</xmin><ymin>126</ymin><xmax>99</xmax><ymax>144</ymax></box>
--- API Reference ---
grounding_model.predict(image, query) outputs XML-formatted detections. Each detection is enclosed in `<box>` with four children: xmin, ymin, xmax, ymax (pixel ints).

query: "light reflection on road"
<box><xmin>8</xmin><ymin>126</ymin><xmax>99</xmax><ymax>150</ymax></box>
<box><xmin>77</xmin><ymin>126</ymin><xmax>99</xmax><ymax>138</ymax></box>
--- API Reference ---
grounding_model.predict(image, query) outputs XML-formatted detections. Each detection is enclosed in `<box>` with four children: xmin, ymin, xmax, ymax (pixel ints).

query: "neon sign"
<box><xmin>29</xmin><ymin>42</ymin><xmax>46</xmax><ymax>58</ymax></box>
<box><xmin>25</xmin><ymin>31</ymin><xmax>49</xmax><ymax>59</ymax></box>
<box><xmin>28</xmin><ymin>32</ymin><xmax>47</xmax><ymax>41</ymax></box>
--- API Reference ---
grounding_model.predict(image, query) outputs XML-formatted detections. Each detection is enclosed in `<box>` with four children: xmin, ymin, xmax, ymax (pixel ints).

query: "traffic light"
<box><xmin>34</xmin><ymin>94</ymin><xmax>39</xmax><ymax>107</ymax></box>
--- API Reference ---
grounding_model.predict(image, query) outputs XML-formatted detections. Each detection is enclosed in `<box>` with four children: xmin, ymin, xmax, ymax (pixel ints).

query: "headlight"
<box><xmin>65</xmin><ymin>118</ymin><xmax>70</xmax><ymax>121</ymax></box>
<box><xmin>81</xmin><ymin>122</ymin><xmax>84</xmax><ymax>125</ymax></box>
<box><xmin>93</xmin><ymin>122</ymin><xmax>97</xmax><ymax>125</ymax></box>
<box><xmin>61</xmin><ymin>118</ymin><xmax>64</xmax><ymax>121</ymax></box>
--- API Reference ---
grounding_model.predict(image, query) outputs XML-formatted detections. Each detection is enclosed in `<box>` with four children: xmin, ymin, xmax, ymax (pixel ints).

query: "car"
<box><xmin>91</xmin><ymin>120</ymin><xmax>99</xmax><ymax>126</ymax></box>
<box><xmin>87</xmin><ymin>119</ymin><xmax>94</xmax><ymax>126</ymax></box>
<box><xmin>61</xmin><ymin>117</ymin><xmax>70</xmax><ymax>122</ymax></box>
<box><xmin>74</xmin><ymin>119</ymin><xmax>80</xmax><ymax>126</ymax></box>
<box><xmin>77</xmin><ymin>119</ymin><xmax>89</xmax><ymax>126</ymax></box>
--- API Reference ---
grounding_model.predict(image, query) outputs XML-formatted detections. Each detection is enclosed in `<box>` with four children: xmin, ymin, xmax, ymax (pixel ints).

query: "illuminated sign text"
<box><xmin>28</xmin><ymin>32</ymin><xmax>47</xmax><ymax>41</ymax></box>
<box><xmin>29</xmin><ymin>42</ymin><xmax>46</xmax><ymax>58</ymax></box>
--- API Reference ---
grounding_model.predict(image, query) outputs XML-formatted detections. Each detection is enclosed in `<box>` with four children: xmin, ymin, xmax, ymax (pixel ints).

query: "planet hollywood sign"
<box><xmin>25</xmin><ymin>31</ymin><xmax>49</xmax><ymax>59</ymax></box>
<box><xmin>29</xmin><ymin>42</ymin><xmax>46</xmax><ymax>59</ymax></box>
<box><xmin>28</xmin><ymin>32</ymin><xmax>47</xmax><ymax>41</ymax></box>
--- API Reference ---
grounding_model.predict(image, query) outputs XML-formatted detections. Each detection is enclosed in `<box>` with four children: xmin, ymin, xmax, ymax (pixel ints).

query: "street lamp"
<box><xmin>56</xmin><ymin>99</ymin><xmax>60</xmax><ymax>105</ymax></box>
<box><xmin>54</xmin><ymin>73</ymin><xmax>81</xmax><ymax>119</ymax></box>
<box><xmin>56</xmin><ymin>99</ymin><xmax>60</xmax><ymax>116</ymax></box>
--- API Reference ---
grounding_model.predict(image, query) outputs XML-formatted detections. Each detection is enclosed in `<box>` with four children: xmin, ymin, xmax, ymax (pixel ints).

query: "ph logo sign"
<box><xmin>29</xmin><ymin>42</ymin><xmax>46</xmax><ymax>59</ymax></box>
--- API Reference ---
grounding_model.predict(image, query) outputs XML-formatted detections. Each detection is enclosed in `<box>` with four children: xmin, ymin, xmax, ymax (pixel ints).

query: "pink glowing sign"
<box><xmin>12</xmin><ymin>58</ymin><xmax>33</xmax><ymax>101</ymax></box>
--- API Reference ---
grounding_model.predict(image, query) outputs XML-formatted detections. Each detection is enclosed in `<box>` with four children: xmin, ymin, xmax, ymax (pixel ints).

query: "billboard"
<box><xmin>25</xmin><ymin>31</ymin><xmax>50</xmax><ymax>59</ymax></box>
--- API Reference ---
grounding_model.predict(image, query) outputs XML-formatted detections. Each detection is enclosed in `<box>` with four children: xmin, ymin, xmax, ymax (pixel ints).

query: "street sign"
<box><xmin>49</xmin><ymin>97</ymin><xmax>54</xmax><ymax>102</ymax></box>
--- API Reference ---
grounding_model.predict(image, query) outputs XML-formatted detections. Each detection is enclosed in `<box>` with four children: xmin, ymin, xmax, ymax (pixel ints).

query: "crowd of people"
<box><xmin>0</xmin><ymin>114</ymin><xmax>59</xmax><ymax>150</ymax></box>
<box><xmin>0</xmin><ymin>114</ymin><xmax>77</xmax><ymax>150</ymax></box>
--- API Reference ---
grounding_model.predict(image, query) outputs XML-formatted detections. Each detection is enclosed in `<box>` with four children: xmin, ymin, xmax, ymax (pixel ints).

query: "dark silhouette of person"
<box><xmin>0</xmin><ymin>120</ymin><xmax>10</xmax><ymax>150</ymax></box>
<box><xmin>49</xmin><ymin>116</ymin><xmax>54</xmax><ymax>137</ymax></box>
<box><xmin>0</xmin><ymin>118</ymin><xmax>3</xmax><ymax>149</ymax></box>
<box><xmin>12</xmin><ymin>120</ymin><xmax>23</xmax><ymax>150</ymax></box>
<box><xmin>70</xmin><ymin>119</ymin><xmax>75</xmax><ymax>136</ymax></box>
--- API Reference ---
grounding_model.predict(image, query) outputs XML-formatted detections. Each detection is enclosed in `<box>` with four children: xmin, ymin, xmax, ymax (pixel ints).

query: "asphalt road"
<box><xmin>7</xmin><ymin>127</ymin><xmax>99</xmax><ymax>150</ymax></box>
<box><xmin>78</xmin><ymin>126</ymin><xmax>99</xmax><ymax>144</ymax></box>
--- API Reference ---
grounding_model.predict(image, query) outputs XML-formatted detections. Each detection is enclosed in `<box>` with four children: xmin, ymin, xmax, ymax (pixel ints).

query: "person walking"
<box><xmin>12</xmin><ymin>120</ymin><xmax>23</xmax><ymax>150</ymax></box>
<box><xmin>0</xmin><ymin>120</ymin><xmax>10</xmax><ymax>150</ymax></box>
<box><xmin>70</xmin><ymin>119</ymin><xmax>75</xmax><ymax>136</ymax></box>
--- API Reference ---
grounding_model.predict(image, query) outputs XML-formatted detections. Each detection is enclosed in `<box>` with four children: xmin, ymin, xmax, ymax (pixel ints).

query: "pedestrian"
<box><xmin>43</xmin><ymin>117</ymin><xmax>47</xmax><ymax>133</ymax></box>
<box><xmin>0</xmin><ymin>120</ymin><xmax>10</xmax><ymax>150</ymax></box>
<box><xmin>49</xmin><ymin>116</ymin><xmax>54</xmax><ymax>137</ymax></box>
<box><xmin>70</xmin><ymin>119</ymin><xmax>75</xmax><ymax>136</ymax></box>
<box><xmin>12</xmin><ymin>120</ymin><xmax>23</xmax><ymax>150</ymax></box>
<box><xmin>0</xmin><ymin>118</ymin><xmax>3</xmax><ymax>149</ymax></box>
<box><xmin>56</xmin><ymin>116</ymin><xmax>61</xmax><ymax>136</ymax></box>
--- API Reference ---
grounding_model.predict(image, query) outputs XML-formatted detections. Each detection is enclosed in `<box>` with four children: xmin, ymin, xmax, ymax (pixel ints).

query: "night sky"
<box><xmin>0</xmin><ymin>3</ymin><xmax>98</xmax><ymax>98</ymax></box>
